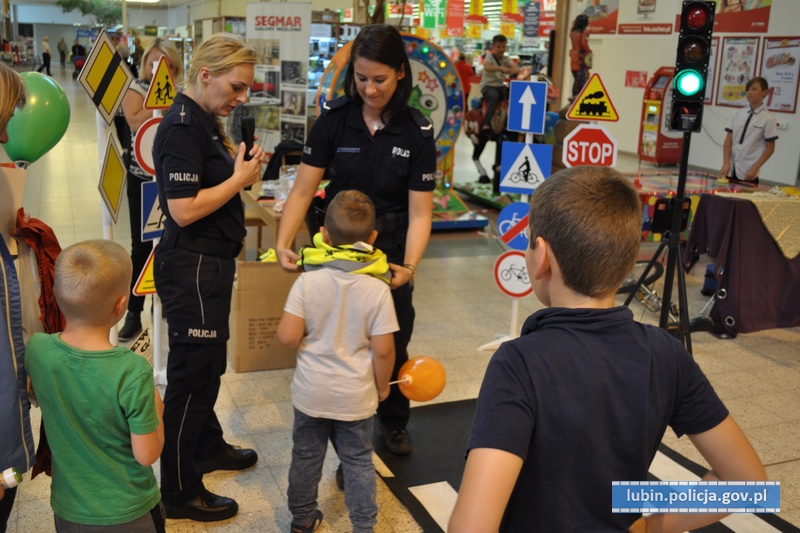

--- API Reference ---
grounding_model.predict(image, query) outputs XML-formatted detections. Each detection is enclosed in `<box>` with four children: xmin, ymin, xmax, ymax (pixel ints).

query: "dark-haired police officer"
<box><xmin>152</xmin><ymin>33</ymin><xmax>266</xmax><ymax>523</ymax></box>
<box><xmin>277</xmin><ymin>87</ymin><xmax>436</xmax><ymax>461</ymax></box>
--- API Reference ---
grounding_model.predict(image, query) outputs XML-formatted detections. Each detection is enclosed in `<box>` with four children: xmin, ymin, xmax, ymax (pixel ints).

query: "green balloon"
<box><xmin>4</xmin><ymin>72</ymin><xmax>71</xmax><ymax>166</ymax></box>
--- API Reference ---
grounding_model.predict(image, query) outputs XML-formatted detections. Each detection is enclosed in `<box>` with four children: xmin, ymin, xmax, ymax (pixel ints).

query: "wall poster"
<box><xmin>716</xmin><ymin>36</ymin><xmax>759</xmax><ymax>108</ymax></box>
<box><xmin>705</xmin><ymin>37</ymin><xmax>719</xmax><ymax>105</ymax></box>
<box><xmin>759</xmin><ymin>36</ymin><xmax>800</xmax><ymax>114</ymax></box>
<box><xmin>246</xmin><ymin>2</ymin><xmax>312</xmax><ymax>153</ymax></box>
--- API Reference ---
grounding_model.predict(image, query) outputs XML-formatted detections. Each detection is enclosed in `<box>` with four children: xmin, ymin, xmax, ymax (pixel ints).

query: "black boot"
<box><xmin>118</xmin><ymin>312</ymin><xmax>142</xmax><ymax>341</ymax></box>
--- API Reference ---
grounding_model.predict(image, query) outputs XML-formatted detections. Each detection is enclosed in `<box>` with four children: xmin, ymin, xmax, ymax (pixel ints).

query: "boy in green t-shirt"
<box><xmin>26</xmin><ymin>239</ymin><xmax>165</xmax><ymax>531</ymax></box>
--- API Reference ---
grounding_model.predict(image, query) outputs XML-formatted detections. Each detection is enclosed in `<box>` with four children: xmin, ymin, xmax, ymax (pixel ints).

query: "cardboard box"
<box><xmin>228</xmin><ymin>261</ymin><xmax>300</xmax><ymax>372</ymax></box>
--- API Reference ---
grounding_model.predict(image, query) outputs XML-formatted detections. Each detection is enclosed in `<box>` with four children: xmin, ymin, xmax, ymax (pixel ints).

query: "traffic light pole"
<box><xmin>658</xmin><ymin>130</ymin><xmax>693</xmax><ymax>353</ymax></box>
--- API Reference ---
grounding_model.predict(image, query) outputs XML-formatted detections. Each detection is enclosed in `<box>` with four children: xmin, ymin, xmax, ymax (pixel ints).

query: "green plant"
<box><xmin>56</xmin><ymin>0</ymin><xmax>122</xmax><ymax>28</ymax></box>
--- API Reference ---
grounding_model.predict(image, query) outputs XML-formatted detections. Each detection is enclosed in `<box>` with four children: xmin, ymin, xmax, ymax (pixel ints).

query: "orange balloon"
<box><xmin>397</xmin><ymin>356</ymin><xmax>446</xmax><ymax>402</ymax></box>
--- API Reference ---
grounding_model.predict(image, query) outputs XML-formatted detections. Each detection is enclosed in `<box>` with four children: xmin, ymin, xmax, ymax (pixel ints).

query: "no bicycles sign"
<box><xmin>494</xmin><ymin>250</ymin><xmax>533</xmax><ymax>299</ymax></box>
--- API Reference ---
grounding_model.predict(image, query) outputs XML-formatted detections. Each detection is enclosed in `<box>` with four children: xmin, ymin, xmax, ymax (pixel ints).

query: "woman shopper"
<box><xmin>152</xmin><ymin>33</ymin><xmax>266</xmax><ymax>523</ymax></box>
<box><xmin>276</xmin><ymin>24</ymin><xmax>436</xmax><ymax>458</ymax></box>
<box><xmin>117</xmin><ymin>38</ymin><xmax>183</xmax><ymax>341</ymax></box>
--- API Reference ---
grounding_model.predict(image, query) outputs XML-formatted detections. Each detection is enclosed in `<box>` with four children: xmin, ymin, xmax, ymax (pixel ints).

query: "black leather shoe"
<box><xmin>163</xmin><ymin>490</ymin><xmax>238</xmax><ymax>522</ymax></box>
<box><xmin>382</xmin><ymin>426</ymin><xmax>412</xmax><ymax>456</ymax></box>
<box><xmin>196</xmin><ymin>443</ymin><xmax>258</xmax><ymax>474</ymax></box>
<box><xmin>118</xmin><ymin>312</ymin><xmax>142</xmax><ymax>342</ymax></box>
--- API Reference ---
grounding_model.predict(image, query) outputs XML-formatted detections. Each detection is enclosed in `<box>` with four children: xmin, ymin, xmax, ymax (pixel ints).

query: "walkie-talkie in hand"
<box><xmin>241</xmin><ymin>117</ymin><xmax>256</xmax><ymax>161</ymax></box>
<box><xmin>241</xmin><ymin>117</ymin><xmax>256</xmax><ymax>190</ymax></box>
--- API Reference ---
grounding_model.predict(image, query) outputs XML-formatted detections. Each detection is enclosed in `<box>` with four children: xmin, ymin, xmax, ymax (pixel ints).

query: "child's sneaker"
<box><xmin>290</xmin><ymin>509</ymin><xmax>323</xmax><ymax>533</ymax></box>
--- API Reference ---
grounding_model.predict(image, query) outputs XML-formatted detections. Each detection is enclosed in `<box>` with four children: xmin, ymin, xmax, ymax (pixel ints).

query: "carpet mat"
<box><xmin>374</xmin><ymin>399</ymin><xmax>798</xmax><ymax>533</ymax></box>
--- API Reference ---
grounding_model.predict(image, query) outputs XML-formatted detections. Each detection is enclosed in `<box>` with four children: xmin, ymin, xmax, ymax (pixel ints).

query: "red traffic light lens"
<box><xmin>684</xmin><ymin>4</ymin><xmax>711</xmax><ymax>30</ymax></box>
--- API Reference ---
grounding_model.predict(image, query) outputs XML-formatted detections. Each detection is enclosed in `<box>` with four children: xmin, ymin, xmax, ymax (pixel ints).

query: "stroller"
<box><xmin>72</xmin><ymin>55</ymin><xmax>85</xmax><ymax>79</ymax></box>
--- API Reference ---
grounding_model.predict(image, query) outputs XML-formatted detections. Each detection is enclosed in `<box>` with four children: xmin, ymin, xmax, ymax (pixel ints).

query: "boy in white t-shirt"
<box><xmin>278</xmin><ymin>190</ymin><xmax>398</xmax><ymax>533</ymax></box>
<box><xmin>721</xmin><ymin>76</ymin><xmax>778</xmax><ymax>185</ymax></box>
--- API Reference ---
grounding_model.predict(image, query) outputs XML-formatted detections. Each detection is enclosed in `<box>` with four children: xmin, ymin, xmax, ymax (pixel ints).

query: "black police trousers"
<box><xmin>154</xmin><ymin>245</ymin><xmax>235</xmax><ymax>503</ymax></box>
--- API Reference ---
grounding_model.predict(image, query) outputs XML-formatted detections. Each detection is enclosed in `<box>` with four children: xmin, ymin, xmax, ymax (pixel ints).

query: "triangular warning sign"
<box><xmin>144</xmin><ymin>56</ymin><xmax>176</xmax><ymax>110</ymax></box>
<box><xmin>133</xmin><ymin>248</ymin><xmax>157</xmax><ymax>296</ymax></box>
<box><xmin>567</xmin><ymin>73</ymin><xmax>619</xmax><ymax>122</ymax></box>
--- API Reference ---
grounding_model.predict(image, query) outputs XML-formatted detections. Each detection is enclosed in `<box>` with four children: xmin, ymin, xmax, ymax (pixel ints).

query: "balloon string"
<box><xmin>388</xmin><ymin>378</ymin><xmax>410</xmax><ymax>386</ymax></box>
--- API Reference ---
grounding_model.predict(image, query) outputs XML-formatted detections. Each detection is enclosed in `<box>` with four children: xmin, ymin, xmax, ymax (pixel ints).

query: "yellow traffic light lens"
<box><xmin>675</xmin><ymin>70</ymin><xmax>703</xmax><ymax>96</ymax></box>
<box><xmin>680</xmin><ymin>38</ymin><xmax>707</xmax><ymax>62</ymax></box>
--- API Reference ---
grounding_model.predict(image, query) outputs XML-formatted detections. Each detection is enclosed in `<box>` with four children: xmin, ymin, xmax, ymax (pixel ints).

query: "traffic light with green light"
<box><xmin>670</xmin><ymin>1</ymin><xmax>715</xmax><ymax>132</ymax></box>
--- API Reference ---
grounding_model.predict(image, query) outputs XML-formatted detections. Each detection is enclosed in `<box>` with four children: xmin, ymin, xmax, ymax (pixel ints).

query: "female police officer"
<box><xmin>276</xmin><ymin>24</ymin><xmax>437</xmax><ymax>457</ymax></box>
<box><xmin>152</xmin><ymin>33</ymin><xmax>266</xmax><ymax>522</ymax></box>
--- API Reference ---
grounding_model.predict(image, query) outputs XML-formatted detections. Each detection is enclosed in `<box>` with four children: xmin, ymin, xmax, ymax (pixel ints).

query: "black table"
<box><xmin>684</xmin><ymin>193</ymin><xmax>800</xmax><ymax>337</ymax></box>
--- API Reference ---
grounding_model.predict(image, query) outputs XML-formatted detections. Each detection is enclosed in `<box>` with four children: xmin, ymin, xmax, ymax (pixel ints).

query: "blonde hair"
<box><xmin>185</xmin><ymin>33</ymin><xmax>257</xmax><ymax>155</ymax></box>
<box><xmin>0</xmin><ymin>63</ymin><xmax>26</xmax><ymax>134</ymax></box>
<box><xmin>54</xmin><ymin>240</ymin><xmax>132</xmax><ymax>326</ymax></box>
<box><xmin>139</xmin><ymin>37</ymin><xmax>184</xmax><ymax>83</ymax></box>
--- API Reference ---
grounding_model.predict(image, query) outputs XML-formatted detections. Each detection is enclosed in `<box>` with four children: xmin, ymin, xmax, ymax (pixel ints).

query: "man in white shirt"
<box><xmin>36</xmin><ymin>36</ymin><xmax>51</xmax><ymax>76</ymax></box>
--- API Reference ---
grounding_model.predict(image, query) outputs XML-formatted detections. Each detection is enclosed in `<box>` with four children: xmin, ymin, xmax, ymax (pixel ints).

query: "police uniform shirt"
<box><xmin>302</xmin><ymin>97</ymin><xmax>436</xmax><ymax>215</ymax></box>
<box><xmin>724</xmin><ymin>102</ymin><xmax>778</xmax><ymax>179</ymax></box>
<box><xmin>153</xmin><ymin>93</ymin><xmax>245</xmax><ymax>243</ymax></box>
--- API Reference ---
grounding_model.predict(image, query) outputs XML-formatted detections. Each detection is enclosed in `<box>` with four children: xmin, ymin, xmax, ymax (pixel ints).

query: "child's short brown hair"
<box><xmin>54</xmin><ymin>239</ymin><xmax>132</xmax><ymax>325</ymax></box>
<box><xmin>528</xmin><ymin>166</ymin><xmax>641</xmax><ymax>298</ymax></box>
<box><xmin>324</xmin><ymin>190</ymin><xmax>376</xmax><ymax>246</ymax></box>
<box><xmin>746</xmin><ymin>76</ymin><xmax>768</xmax><ymax>91</ymax></box>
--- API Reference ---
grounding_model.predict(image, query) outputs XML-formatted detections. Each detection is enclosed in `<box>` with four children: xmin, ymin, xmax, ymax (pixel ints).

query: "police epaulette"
<box><xmin>320</xmin><ymin>96</ymin><xmax>348</xmax><ymax>115</ymax></box>
<box><xmin>175</xmin><ymin>103</ymin><xmax>191</xmax><ymax>125</ymax></box>
<box><xmin>409</xmin><ymin>108</ymin><xmax>434</xmax><ymax>138</ymax></box>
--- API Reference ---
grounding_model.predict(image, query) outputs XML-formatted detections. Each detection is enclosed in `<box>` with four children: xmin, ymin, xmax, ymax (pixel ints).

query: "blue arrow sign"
<box><xmin>141</xmin><ymin>181</ymin><xmax>164</xmax><ymax>242</ymax></box>
<box><xmin>507</xmin><ymin>80</ymin><xmax>547</xmax><ymax>134</ymax></box>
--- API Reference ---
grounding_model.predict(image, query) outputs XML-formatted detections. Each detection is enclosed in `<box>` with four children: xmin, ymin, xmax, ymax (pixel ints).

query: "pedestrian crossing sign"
<box><xmin>144</xmin><ymin>56</ymin><xmax>177</xmax><ymax>110</ymax></box>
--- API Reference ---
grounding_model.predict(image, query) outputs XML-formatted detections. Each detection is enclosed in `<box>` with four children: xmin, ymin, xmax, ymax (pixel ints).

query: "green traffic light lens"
<box><xmin>675</xmin><ymin>70</ymin><xmax>704</xmax><ymax>96</ymax></box>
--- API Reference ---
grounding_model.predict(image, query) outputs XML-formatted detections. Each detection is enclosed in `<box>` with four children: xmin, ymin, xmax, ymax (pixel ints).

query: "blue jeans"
<box><xmin>288</xmin><ymin>409</ymin><xmax>376</xmax><ymax>532</ymax></box>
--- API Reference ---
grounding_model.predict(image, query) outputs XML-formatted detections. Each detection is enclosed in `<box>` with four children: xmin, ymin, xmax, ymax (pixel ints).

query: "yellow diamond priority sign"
<box><xmin>78</xmin><ymin>29</ymin><xmax>134</xmax><ymax>125</ymax></box>
<box><xmin>97</xmin><ymin>132</ymin><xmax>126</xmax><ymax>223</ymax></box>
<box><xmin>567</xmin><ymin>73</ymin><xmax>619</xmax><ymax>122</ymax></box>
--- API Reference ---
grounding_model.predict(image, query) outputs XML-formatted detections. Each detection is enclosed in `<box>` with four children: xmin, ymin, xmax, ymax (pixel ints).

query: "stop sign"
<box><xmin>562</xmin><ymin>124</ymin><xmax>618</xmax><ymax>168</ymax></box>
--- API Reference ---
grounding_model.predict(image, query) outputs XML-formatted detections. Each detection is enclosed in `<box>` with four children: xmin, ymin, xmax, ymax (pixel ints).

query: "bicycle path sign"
<box><xmin>500</xmin><ymin>142</ymin><xmax>552</xmax><ymax>195</ymax></box>
<box><xmin>494</xmin><ymin>250</ymin><xmax>533</xmax><ymax>299</ymax></box>
<box><xmin>497</xmin><ymin>202</ymin><xmax>530</xmax><ymax>251</ymax></box>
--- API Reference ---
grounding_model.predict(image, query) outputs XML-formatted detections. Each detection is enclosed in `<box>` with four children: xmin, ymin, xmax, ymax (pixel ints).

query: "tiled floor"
<box><xmin>3</xmin><ymin>67</ymin><xmax>799</xmax><ymax>532</ymax></box>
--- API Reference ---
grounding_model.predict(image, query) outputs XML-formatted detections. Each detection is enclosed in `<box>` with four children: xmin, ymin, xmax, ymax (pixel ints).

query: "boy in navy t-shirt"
<box><xmin>449</xmin><ymin>166</ymin><xmax>766</xmax><ymax>532</ymax></box>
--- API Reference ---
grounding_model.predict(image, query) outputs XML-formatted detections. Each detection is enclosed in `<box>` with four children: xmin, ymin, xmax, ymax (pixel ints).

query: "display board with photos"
<box><xmin>758</xmin><ymin>36</ymin><xmax>800</xmax><ymax>114</ymax></box>
<box><xmin>716</xmin><ymin>36</ymin><xmax>759</xmax><ymax>108</ymax></box>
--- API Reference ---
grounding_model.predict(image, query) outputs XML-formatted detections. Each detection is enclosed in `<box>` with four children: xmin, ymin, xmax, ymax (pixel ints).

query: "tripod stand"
<box><xmin>624</xmin><ymin>131</ymin><xmax>695</xmax><ymax>353</ymax></box>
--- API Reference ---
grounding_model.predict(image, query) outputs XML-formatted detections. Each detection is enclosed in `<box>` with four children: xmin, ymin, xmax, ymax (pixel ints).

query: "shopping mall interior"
<box><xmin>2</xmin><ymin>1</ymin><xmax>800</xmax><ymax>532</ymax></box>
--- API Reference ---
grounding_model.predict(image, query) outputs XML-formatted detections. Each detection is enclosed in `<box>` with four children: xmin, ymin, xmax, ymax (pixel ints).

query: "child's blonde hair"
<box><xmin>54</xmin><ymin>240</ymin><xmax>132</xmax><ymax>325</ymax></box>
<box><xmin>0</xmin><ymin>63</ymin><xmax>26</xmax><ymax>133</ymax></box>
